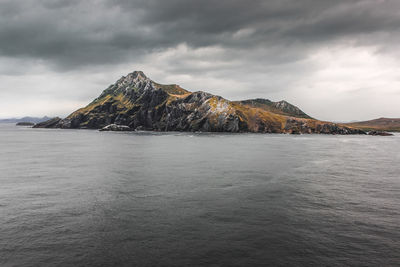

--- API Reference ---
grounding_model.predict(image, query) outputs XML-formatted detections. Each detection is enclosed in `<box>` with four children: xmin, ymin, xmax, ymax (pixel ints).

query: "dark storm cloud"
<box><xmin>2</xmin><ymin>0</ymin><xmax>400</xmax><ymax>121</ymax></box>
<box><xmin>1</xmin><ymin>0</ymin><xmax>400</xmax><ymax>70</ymax></box>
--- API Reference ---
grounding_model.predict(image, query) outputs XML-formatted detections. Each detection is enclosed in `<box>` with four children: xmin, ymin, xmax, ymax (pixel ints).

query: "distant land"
<box><xmin>33</xmin><ymin>71</ymin><xmax>393</xmax><ymax>135</ymax></box>
<box><xmin>0</xmin><ymin>116</ymin><xmax>52</xmax><ymax>124</ymax></box>
<box><xmin>344</xmin><ymin>118</ymin><xmax>400</xmax><ymax>132</ymax></box>
<box><xmin>16</xmin><ymin>122</ymin><xmax>35</xmax><ymax>126</ymax></box>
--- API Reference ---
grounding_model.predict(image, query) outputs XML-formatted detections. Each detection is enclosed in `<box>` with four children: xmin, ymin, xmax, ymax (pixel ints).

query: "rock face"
<box><xmin>35</xmin><ymin>71</ymin><xmax>366</xmax><ymax>134</ymax></box>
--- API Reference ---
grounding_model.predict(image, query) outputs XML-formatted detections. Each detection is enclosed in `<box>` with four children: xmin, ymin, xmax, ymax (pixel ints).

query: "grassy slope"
<box><xmin>153</xmin><ymin>83</ymin><xmax>190</xmax><ymax>95</ymax></box>
<box><xmin>235</xmin><ymin>99</ymin><xmax>312</xmax><ymax>119</ymax></box>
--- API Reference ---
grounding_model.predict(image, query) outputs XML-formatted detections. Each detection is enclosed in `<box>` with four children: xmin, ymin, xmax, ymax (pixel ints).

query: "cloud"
<box><xmin>0</xmin><ymin>0</ymin><xmax>400</xmax><ymax>120</ymax></box>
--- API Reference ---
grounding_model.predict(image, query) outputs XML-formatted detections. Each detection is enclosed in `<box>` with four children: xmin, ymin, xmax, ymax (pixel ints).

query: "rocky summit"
<box><xmin>34</xmin><ymin>71</ymin><xmax>366</xmax><ymax>134</ymax></box>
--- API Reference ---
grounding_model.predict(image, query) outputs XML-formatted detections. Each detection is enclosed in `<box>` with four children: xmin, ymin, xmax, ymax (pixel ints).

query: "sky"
<box><xmin>1</xmin><ymin>0</ymin><xmax>400</xmax><ymax>121</ymax></box>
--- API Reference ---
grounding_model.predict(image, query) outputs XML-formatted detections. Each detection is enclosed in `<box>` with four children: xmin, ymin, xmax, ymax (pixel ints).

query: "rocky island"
<box><xmin>35</xmin><ymin>71</ymin><xmax>369</xmax><ymax>134</ymax></box>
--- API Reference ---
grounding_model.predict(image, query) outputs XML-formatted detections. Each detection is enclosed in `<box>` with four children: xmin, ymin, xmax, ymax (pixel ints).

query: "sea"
<box><xmin>0</xmin><ymin>123</ymin><xmax>399</xmax><ymax>267</ymax></box>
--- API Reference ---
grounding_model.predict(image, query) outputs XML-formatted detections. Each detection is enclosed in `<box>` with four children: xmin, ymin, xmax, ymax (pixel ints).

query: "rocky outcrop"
<box><xmin>100</xmin><ymin>124</ymin><xmax>131</xmax><ymax>131</ymax></box>
<box><xmin>33</xmin><ymin>117</ymin><xmax>62</xmax><ymax>128</ymax></box>
<box><xmin>34</xmin><ymin>71</ymin><xmax>368</xmax><ymax>135</ymax></box>
<box><xmin>367</xmin><ymin>131</ymin><xmax>394</xmax><ymax>136</ymax></box>
<box><xmin>284</xmin><ymin>118</ymin><xmax>366</xmax><ymax>135</ymax></box>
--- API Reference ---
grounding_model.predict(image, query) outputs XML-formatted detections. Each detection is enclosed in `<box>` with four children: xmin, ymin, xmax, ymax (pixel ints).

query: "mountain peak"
<box><xmin>95</xmin><ymin>71</ymin><xmax>154</xmax><ymax>100</ymax></box>
<box><xmin>117</xmin><ymin>70</ymin><xmax>153</xmax><ymax>89</ymax></box>
<box><xmin>127</xmin><ymin>70</ymin><xmax>147</xmax><ymax>80</ymax></box>
<box><xmin>119</xmin><ymin>70</ymin><xmax>149</xmax><ymax>84</ymax></box>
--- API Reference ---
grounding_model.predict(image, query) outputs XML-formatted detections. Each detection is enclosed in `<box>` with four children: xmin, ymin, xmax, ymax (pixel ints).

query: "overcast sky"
<box><xmin>1</xmin><ymin>0</ymin><xmax>400</xmax><ymax>121</ymax></box>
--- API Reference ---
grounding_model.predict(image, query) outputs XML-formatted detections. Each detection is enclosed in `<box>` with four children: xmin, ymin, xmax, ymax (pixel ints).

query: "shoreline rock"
<box><xmin>368</xmin><ymin>131</ymin><xmax>394</xmax><ymax>136</ymax></box>
<box><xmin>99</xmin><ymin>124</ymin><xmax>132</xmax><ymax>131</ymax></box>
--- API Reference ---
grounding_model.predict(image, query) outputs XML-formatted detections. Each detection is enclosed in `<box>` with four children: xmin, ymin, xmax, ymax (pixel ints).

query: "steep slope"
<box><xmin>344</xmin><ymin>118</ymin><xmax>400</xmax><ymax>132</ymax></box>
<box><xmin>35</xmin><ymin>71</ymin><xmax>365</xmax><ymax>134</ymax></box>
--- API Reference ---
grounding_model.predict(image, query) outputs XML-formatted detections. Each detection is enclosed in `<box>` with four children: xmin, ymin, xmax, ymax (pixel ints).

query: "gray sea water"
<box><xmin>0</xmin><ymin>123</ymin><xmax>399</xmax><ymax>267</ymax></box>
